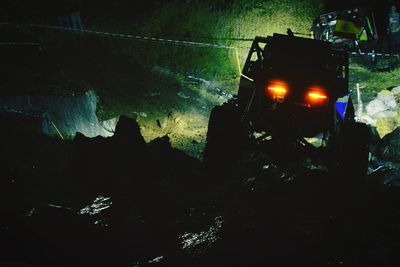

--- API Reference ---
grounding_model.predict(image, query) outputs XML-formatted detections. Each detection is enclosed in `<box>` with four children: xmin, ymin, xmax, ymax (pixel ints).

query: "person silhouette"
<box><xmin>387</xmin><ymin>4</ymin><xmax>400</xmax><ymax>53</ymax></box>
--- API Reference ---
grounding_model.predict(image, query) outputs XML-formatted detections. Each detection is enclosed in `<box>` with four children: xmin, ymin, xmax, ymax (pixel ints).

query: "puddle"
<box><xmin>179</xmin><ymin>216</ymin><xmax>224</xmax><ymax>256</ymax></box>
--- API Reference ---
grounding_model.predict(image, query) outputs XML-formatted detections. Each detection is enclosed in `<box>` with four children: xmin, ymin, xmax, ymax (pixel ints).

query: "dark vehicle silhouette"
<box><xmin>203</xmin><ymin>32</ymin><xmax>370</xmax><ymax>181</ymax></box>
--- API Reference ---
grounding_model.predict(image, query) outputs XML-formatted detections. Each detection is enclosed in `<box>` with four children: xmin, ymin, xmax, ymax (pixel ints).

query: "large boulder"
<box><xmin>112</xmin><ymin>115</ymin><xmax>146</xmax><ymax>150</ymax></box>
<box><xmin>0</xmin><ymin>90</ymin><xmax>118</xmax><ymax>138</ymax></box>
<box><xmin>364</xmin><ymin>89</ymin><xmax>400</xmax><ymax>138</ymax></box>
<box><xmin>110</xmin><ymin>115</ymin><xmax>149</xmax><ymax>179</ymax></box>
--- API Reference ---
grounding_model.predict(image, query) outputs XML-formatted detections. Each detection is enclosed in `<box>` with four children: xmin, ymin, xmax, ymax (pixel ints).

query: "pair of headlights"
<box><xmin>266</xmin><ymin>80</ymin><xmax>328</xmax><ymax>107</ymax></box>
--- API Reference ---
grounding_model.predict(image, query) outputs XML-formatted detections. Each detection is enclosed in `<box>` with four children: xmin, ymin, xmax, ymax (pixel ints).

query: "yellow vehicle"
<box><xmin>311</xmin><ymin>7</ymin><xmax>378</xmax><ymax>53</ymax></box>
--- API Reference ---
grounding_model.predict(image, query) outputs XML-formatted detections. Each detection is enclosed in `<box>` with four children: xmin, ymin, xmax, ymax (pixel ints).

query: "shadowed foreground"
<box><xmin>1</xmin><ymin>115</ymin><xmax>400</xmax><ymax>267</ymax></box>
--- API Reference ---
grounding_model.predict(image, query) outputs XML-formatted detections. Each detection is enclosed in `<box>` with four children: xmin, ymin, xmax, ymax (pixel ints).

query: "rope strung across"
<box><xmin>27</xmin><ymin>23</ymin><xmax>244</xmax><ymax>75</ymax></box>
<box><xmin>29</xmin><ymin>23</ymin><xmax>237</xmax><ymax>49</ymax></box>
<box><xmin>350</xmin><ymin>51</ymin><xmax>394</xmax><ymax>57</ymax></box>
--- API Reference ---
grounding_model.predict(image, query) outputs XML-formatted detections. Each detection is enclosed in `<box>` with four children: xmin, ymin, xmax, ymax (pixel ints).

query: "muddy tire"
<box><xmin>203</xmin><ymin>101</ymin><xmax>247</xmax><ymax>172</ymax></box>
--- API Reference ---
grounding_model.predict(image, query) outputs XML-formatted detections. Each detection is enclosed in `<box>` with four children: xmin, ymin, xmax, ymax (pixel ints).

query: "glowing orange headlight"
<box><xmin>266</xmin><ymin>80</ymin><xmax>288</xmax><ymax>102</ymax></box>
<box><xmin>306</xmin><ymin>86</ymin><xmax>328</xmax><ymax>107</ymax></box>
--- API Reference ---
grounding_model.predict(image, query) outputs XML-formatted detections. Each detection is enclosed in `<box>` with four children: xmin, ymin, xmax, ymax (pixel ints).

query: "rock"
<box><xmin>376</xmin><ymin>117</ymin><xmax>398</xmax><ymax>138</ymax></box>
<box><xmin>74</xmin><ymin>131</ymin><xmax>89</xmax><ymax>144</ymax></box>
<box><xmin>365</xmin><ymin>99</ymin><xmax>386</xmax><ymax>118</ymax></box>
<box><xmin>365</xmin><ymin>90</ymin><xmax>397</xmax><ymax>119</ymax></box>
<box><xmin>391</xmin><ymin>85</ymin><xmax>400</xmax><ymax>95</ymax></box>
<box><xmin>99</xmin><ymin>117</ymin><xmax>119</xmax><ymax>135</ymax></box>
<box><xmin>359</xmin><ymin>114</ymin><xmax>376</xmax><ymax>125</ymax></box>
<box><xmin>110</xmin><ymin>115</ymin><xmax>149</xmax><ymax>175</ymax></box>
<box><xmin>112</xmin><ymin>115</ymin><xmax>146</xmax><ymax>149</ymax></box>
<box><xmin>377</xmin><ymin>90</ymin><xmax>397</xmax><ymax>109</ymax></box>
<box><xmin>148</xmin><ymin>135</ymin><xmax>172</xmax><ymax>151</ymax></box>
<box><xmin>365</xmin><ymin>89</ymin><xmax>399</xmax><ymax>138</ymax></box>
<box><xmin>147</xmin><ymin>134</ymin><xmax>202</xmax><ymax>175</ymax></box>
<box><xmin>73</xmin><ymin>131</ymin><xmax>106</xmax><ymax>149</ymax></box>
<box><xmin>0</xmin><ymin>90</ymin><xmax>115</xmax><ymax>138</ymax></box>
<box><xmin>379</xmin><ymin>127</ymin><xmax>400</xmax><ymax>162</ymax></box>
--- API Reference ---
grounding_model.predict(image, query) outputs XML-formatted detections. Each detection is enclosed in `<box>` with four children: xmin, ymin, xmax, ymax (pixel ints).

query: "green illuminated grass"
<box><xmin>349</xmin><ymin>57</ymin><xmax>400</xmax><ymax>102</ymax></box>
<box><xmin>136</xmin><ymin>0</ymin><xmax>325</xmax><ymax>78</ymax></box>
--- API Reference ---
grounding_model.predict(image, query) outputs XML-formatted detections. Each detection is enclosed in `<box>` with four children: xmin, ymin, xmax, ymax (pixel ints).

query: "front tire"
<box><xmin>203</xmin><ymin>101</ymin><xmax>247</xmax><ymax>172</ymax></box>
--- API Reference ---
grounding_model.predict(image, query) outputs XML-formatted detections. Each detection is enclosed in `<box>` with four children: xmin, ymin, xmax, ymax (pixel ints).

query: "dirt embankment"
<box><xmin>0</xmin><ymin>30</ymin><xmax>238</xmax><ymax>159</ymax></box>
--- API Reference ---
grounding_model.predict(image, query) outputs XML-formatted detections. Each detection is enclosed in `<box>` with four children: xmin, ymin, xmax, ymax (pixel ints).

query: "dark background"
<box><xmin>0</xmin><ymin>0</ymin><xmax>398</xmax><ymax>35</ymax></box>
<box><xmin>0</xmin><ymin>0</ymin><xmax>398</xmax><ymax>55</ymax></box>
<box><xmin>0</xmin><ymin>0</ymin><xmax>398</xmax><ymax>22</ymax></box>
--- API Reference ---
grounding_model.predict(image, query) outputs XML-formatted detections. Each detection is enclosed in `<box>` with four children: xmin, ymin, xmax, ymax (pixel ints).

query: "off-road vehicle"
<box><xmin>203</xmin><ymin>32</ymin><xmax>370</xmax><ymax>180</ymax></box>
<box><xmin>311</xmin><ymin>7</ymin><xmax>378</xmax><ymax>53</ymax></box>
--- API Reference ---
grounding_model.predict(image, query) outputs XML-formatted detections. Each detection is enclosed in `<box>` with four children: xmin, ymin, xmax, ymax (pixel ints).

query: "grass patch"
<box><xmin>139</xmin><ymin>0</ymin><xmax>325</xmax><ymax>78</ymax></box>
<box><xmin>349</xmin><ymin>58</ymin><xmax>400</xmax><ymax>103</ymax></box>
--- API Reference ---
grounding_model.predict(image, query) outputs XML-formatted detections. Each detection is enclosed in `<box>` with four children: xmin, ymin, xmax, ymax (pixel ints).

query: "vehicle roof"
<box><xmin>263</xmin><ymin>34</ymin><xmax>341</xmax><ymax>71</ymax></box>
<box><xmin>266</xmin><ymin>33</ymin><xmax>333</xmax><ymax>54</ymax></box>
